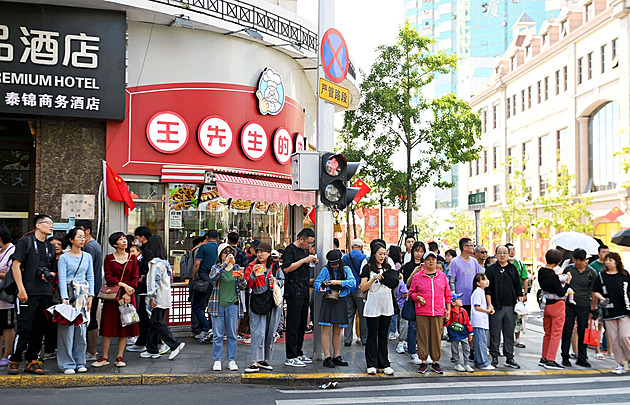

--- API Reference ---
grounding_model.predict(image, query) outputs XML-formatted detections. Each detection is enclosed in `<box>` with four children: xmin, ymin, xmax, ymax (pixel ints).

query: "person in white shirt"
<box><xmin>403</xmin><ymin>235</ymin><xmax>415</xmax><ymax>265</ymax></box>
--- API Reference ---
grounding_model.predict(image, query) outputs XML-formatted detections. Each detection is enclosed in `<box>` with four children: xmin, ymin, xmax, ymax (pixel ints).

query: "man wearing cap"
<box><xmin>485</xmin><ymin>245</ymin><xmax>523</xmax><ymax>369</ymax></box>
<box><xmin>342</xmin><ymin>239</ymin><xmax>368</xmax><ymax>346</ymax></box>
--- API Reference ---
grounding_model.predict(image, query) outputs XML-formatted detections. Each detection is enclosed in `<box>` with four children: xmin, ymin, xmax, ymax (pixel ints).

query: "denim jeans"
<box><xmin>212</xmin><ymin>303</ymin><xmax>239</xmax><ymax>361</ymax></box>
<box><xmin>249</xmin><ymin>305</ymin><xmax>282</xmax><ymax>363</ymax></box>
<box><xmin>192</xmin><ymin>286</ymin><xmax>213</xmax><ymax>332</ymax></box>
<box><xmin>388</xmin><ymin>314</ymin><xmax>399</xmax><ymax>336</ymax></box>
<box><xmin>473</xmin><ymin>327</ymin><xmax>489</xmax><ymax>367</ymax></box>
<box><xmin>407</xmin><ymin>320</ymin><xmax>417</xmax><ymax>355</ymax></box>
<box><xmin>56</xmin><ymin>323</ymin><xmax>87</xmax><ymax>371</ymax></box>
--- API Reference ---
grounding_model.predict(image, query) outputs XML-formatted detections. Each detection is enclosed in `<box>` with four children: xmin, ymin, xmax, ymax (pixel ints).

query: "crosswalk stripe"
<box><xmin>277</xmin><ymin>375</ymin><xmax>630</xmax><ymax>394</ymax></box>
<box><xmin>275</xmin><ymin>386</ymin><xmax>630</xmax><ymax>405</ymax></box>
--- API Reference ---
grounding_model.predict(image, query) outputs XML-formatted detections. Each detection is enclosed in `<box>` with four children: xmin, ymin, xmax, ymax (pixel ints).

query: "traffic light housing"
<box><xmin>320</xmin><ymin>153</ymin><xmax>361</xmax><ymax>209</ymax></box>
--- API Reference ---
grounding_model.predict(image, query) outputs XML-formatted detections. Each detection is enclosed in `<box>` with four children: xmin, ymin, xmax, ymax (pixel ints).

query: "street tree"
<box><xmin>347</xmin><ymin>21</ymin><xmax>481</xmax><ymax>228</ymax></box>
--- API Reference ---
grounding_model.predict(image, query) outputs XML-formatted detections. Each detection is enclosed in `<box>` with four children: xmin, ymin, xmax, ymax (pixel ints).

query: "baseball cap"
<box><xmin>451</xmin><ymin>292</ymin><xmax>463</xmax><ymax>301</ymax></box>
<box><xmin>271</xmin><ymin>250</ymin><xmax>280</xmax><ymax>258</ymax></box>
<box><xmin>351</xmin><ymin>238</ymin><xmax>365</xmax><ymax>248</ymax></box>
<box><xmin>423</xmin><ymin>251</ymin><xmax>437</xmax><ymax>260</ymax></box>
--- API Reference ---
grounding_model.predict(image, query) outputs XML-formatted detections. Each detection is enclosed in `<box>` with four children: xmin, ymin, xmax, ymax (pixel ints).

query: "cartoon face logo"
<box><xmin>256</xmin><ymin>67</ymin><xmax>285</xmax><ymax>116</ymax></box>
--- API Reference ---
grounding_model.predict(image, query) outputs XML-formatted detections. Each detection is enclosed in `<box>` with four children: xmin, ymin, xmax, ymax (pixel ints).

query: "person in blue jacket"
<box><xmin>314</xmin><ymin>250</ymin><xmax>356</xmax><ymax>368</ymax></box>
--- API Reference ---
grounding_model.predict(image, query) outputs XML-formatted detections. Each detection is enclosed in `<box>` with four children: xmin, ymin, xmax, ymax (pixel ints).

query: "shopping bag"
<box><xmin>119</xmin><ymin>303</ymin><xmax>140</xmax><ymax>328</ymax></box>
<box><xmin>584</xmin><ymin>319</ymin><xmax>600</xmax><ymax>347</ymax></box>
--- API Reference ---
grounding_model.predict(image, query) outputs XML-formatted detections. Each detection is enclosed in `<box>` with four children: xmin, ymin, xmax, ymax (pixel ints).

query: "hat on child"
<box><xmin>451</xmin><ymin>292</ymin><xmax>463</xmax><ymax>301</ymax></box>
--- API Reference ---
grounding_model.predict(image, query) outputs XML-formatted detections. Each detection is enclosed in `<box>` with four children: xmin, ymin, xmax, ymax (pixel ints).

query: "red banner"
<box><xmin>384</xmin><ymin>208</ymin><xmax>399</xmax><ymax>245</ymax></box>
<box><xmin>364</xmin><ymin>208</ymin><xmax>380</xmax><ymax>243</ymax></box>
<box><xmin>605</xmin><ymin>206</ymin><xmax>624</xmax><ymax>222</ymax></box>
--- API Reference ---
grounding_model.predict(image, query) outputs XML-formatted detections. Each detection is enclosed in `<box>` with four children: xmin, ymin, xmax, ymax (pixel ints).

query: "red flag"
<box><xmin>351</xmin><ymin>178</ymin><xmax>372</xmax><ymax>203</ymax></box>
<box><xmin>605</xmin><ymin>206</ymin><xmax>624</xmax><ymax>222</ymax></box>
<box><xmin>308</xmin><ymin>206</ymin><xmax>316</xmax><ymax>224</ymax></box>
<box><xmin>513</xmin><ymin>224</ymin><xmax>527</xmax><ymax>236</ymax></box>
<box><xmin>104</xmin><ymin>162</ymin><xmax>136</xmax><ymax>215</ymax></box>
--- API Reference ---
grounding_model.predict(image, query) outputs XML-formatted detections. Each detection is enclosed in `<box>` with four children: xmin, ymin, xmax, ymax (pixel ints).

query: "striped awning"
<box><xmin>160</xmin><ymin>165</ymin><xmax>291</xmax><ymax>183</ymax></box>
<box><xmin>214</xmin><ymin>173</ymin><xmax>315</xmax><ymax>207</ymax></box>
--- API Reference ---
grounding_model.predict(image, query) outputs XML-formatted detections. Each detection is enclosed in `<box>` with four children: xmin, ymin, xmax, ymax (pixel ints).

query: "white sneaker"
<box><xmin>427</xmin><ymin>355</ymin><xmax>433</xmax><ymax>365</ymax></box>
<box><xmin>403</xmin><ymin>341</ymin><xmax>408</xmax><ymax>351</ymax></box>
<box><xmin>479</xmin><ymin>364</ymin><xmax>496</xmax><ymax>370</ymax></box>
<box><xmin>126</xmin><ymin>336</ymin><xmax>138</xmax><ymax>345</ymax></box>
<box><xmin>367</xmin><ymin>367</ymin><xmax>377</xmax><ymax>375</ymax></box>
<box><xmin>85</xmin><ymin>352</ymin><xmax>98</xmax><ymax>361</ymax></box>
<box><xmin>284</xmin><ymin>358</ymin><xmax>306</xmax><ymax>367</ymax></box>
<box><xmin>388</xmin><ymin>332</ymin><xmax>398</xmax><ymax>341</ymax></box>
<box><xmin>228</xmin><ymin>361</ymin><xmax>238</xmax><ymax>371</ymax></box>
<box><xmin>410</xmin><ymin>354</ymin><xmax>422</xmax><ymax>365</ymax></box>
<box><xmin>396</xmin><ymin>342</ymin><xmax>405</xmax><ymax>354</ymax></box>
<box><xmin>454</xmin><ymin>364</ymin><xmax>465</xmax><ymax>372</ymax></box>
<box><xmin>76</xmin><ymin>367</ymin><xmax>88</xmax><ymax>373</ymax></box>
<box><xmin>213</xmin><ymin>360</ymin><xmax>222</xmax><ymax>371</ymax></box>
<box><xmin>464</xmin><ymin>365</ymin><xmax>474</xmax><ymax>373</ymax></box>
<box><xmin>126</xmin><ymin>344</ymin><xmax>146</xmax><ymax>352</ymax></box>
<box><xmin>382</xmin><ymin>367</ymin><xmax>395</xmax><ymax>375</ymax></box>
<box><xmin>169</xmin><ymin>342</ymin><xmax>185</xmax><ymax>361</ymax></box>
<box><xmin>613</xmin><ymin>363</ymin><xmax>626</xmax><ymax>374</ymax></box>
<box><xmin>298</xmin><ymin>355</ymin><xmax>313</xmax><ymax>364</ymax></box>
<box><xmin>140</xmin><ymin>351</ymin><xmax>160</xmax><ymax>359</ymax></box>
<box><xmin>159</xmin><ymin>344</ymin><xmax>170</xmax><ymax>355</ymax></box>
<box><xmin>63</xmin><ymin>369</ymin><xmax>75</xmax><ymax>375</ymax></box>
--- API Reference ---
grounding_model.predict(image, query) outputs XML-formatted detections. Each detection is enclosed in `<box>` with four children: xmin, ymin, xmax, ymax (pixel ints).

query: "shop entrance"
<box><xmin>0</xmin><ymin>119</ymin><xmax>35</xmax><ymax>242</ymax></box>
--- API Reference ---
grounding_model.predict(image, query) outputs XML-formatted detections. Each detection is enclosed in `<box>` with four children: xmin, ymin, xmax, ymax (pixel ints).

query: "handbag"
<box><xmin>119</xmin><ymin>303</ymin><xmax>140</xmax><ymax>327</ymax></box>
<box><xmin>250</xmin><ymin>288</ymin><xmax>274</xmax><ymax>315</ymax></box>
<box><xmin>584</xmin><ymin>319</ymin><xmax>600</xmax><ymax>347</ymax></box>
<box><xmin>190</xmin><ymin>277</ymin><xmax>210</xmax><ymax>294</ymax></box>
<box><xmin>52</xmin><ymin>253</ymin><xmax>83</xmax><ymax>305</ymax></box>
<box><xmin>272</xmin><ymin>282</ymin><xmax>283</xmax><ymax>307</ymax></box>
<box><xmin>401</xmin><ymin>296</ymin><xmax>416</xmax><ymax>321</ymax></box>
<box><xmin>324</xmin><ymin>288</ymin><xmax>340</xmax><ymax>303</ymax></box>
<box><xmin>98</xmin><ymin>254</ymin><xmax>129</xmax><ymax>302</ymax></box>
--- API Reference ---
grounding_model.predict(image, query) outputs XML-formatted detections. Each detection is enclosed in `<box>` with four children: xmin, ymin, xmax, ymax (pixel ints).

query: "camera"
<box><xmin>323</xmin><ymin>280</ymin><xmax>331</xmax><ymax>287</ymax></box>
<box><xmin>36</xmin><ymin>267</ymin><xmax>54</xmax><ymax>282</ymax></box>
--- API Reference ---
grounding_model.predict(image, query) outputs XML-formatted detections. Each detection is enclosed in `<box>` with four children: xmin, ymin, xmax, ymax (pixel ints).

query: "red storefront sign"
<box><xmin>384</xmin><ymin>208</ymin><xmax>399</xmax><ymax>244</ymax></box>
<box><xmin>106</xmin><ymin>82</ymin><xmax>306</xmax><ymax>177</ymax></box>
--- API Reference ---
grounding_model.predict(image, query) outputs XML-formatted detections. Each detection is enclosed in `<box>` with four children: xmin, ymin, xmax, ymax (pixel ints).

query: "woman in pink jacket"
<box><xmin>408</xmin><ymin>251</ymin><xmax>452</xmax><ymax>374</ymax></box>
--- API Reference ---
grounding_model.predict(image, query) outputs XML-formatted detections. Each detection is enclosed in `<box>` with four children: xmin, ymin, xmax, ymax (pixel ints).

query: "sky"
<box><xmin>296</xmin><ymin>0</ymin><xmax>405</xmax><ymax>76</ymax></box>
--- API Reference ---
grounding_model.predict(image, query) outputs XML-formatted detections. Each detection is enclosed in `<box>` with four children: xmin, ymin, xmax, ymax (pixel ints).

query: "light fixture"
<box><xmin>168</xmin><ymin>15</ymin><xmax>194</xmax><ymax>29</ymax></box>
<box><xmin>266</xmin><ymin>41</ymin><xmax>303</xmax><ymax>53</ymax></box>
<box><xmin>224</xmin><ymin>27</ymin><xmax>263</xmax><ymax>41</ymax></box>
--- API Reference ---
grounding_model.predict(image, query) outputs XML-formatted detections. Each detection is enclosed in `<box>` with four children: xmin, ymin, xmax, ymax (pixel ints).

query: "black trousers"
<box><xmin>146</xmin><ymin>308</ymin><xmax>181</xmax><ymax>353</ymax></box>
<box><xmin>561</xmin><ymin>304</ymin><xmax>590</xmax><ymax>361</ymax></box>
<box><xmin>10</xmin><ymin>295</ymin><xmax>51</xmax><ymax>362</ymax></box>
<box><xmin>365</xmin><ymin>315</ymin><xmax>391</xmax><ymax>368</ymax></box>
<box><xmin>135</xmin><ymin>292</ymin><xmax>150</xmax><ymax>346</ymax></box>
<box><xmin>285</xmin><ymin>296</ymin><xmax>309</xmax><ymax>359</ymax></box>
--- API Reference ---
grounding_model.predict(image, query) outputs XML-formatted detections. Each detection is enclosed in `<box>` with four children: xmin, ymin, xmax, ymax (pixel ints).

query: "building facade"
<box><xmin>468</xmin><ymin>0</ymin><xmax>630</xmax><ymax>260</ymax></box>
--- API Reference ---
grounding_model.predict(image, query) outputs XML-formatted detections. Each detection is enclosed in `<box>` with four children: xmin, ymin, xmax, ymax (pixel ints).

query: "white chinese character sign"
<box><xmin>294</xmin><ymin>132</ymin><xmax>307</xmax><ymax>152</ymax></box>
<box><xmin>255</xmin><ymin>67</ymin><xmax>285</xmax><ymax>116</ymax></box>
<box><xmin>197</xmin><ymin>115</ymin><xmax>233</xmax><ymax>157</ymax></box>
<box><xmin>61</xmin><ymin>194</ymin><xmax>95</xmax><ymax>219</ymax></box>
<box><xmin>272</xmin><ymin>127</ymin><xmax>293</xmax><ymax>165</ymax></box>
<box><xmin>0</xmin><ymin>3</ymin><xmax>125</xmax><ymax>119</ymax></box>
<box><xmin>146</xmin><ymin>111</ymin><xmax>189</xmax><ymax>154</ymax></box>
<box><xmin>240</xmin><ymin>121</ymin><xmax>269</xmax><ymax>161</ymax></box>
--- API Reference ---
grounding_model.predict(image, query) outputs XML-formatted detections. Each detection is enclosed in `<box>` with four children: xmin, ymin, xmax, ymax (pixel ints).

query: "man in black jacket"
<box><xmin>485</xmin><ymin>245</ymin><xmax>523</xmax><ymax>369</ymax></box>
<box><xmin>128</xmin><ymin>226</ymin><xmax>152</xmax><ymax>352</ymax></box>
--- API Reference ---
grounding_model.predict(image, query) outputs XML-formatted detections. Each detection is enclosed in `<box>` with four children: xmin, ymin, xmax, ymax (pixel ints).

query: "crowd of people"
<box><xmin>0</xmin><ymin>216</ymin><xmax>629</xmax><ymax>377</ymax></box>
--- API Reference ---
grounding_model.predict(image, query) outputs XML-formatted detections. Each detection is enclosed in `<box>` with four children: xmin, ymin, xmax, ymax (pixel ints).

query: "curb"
<box><xmin>0</xmin><ymin>368</ymin><xmax>611</xmax><ymax>389</ymax></box>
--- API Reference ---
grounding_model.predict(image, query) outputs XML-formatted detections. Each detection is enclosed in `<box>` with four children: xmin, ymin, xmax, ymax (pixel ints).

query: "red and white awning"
<box><xmin>160</xmin><ymin>165</ymin><xmax>291</xmax><ymax>183</ymax></box>
<box><xmin>214</xmin><ymin>173</ymin><xmax>315</xmax><ymax>207</ymax></box>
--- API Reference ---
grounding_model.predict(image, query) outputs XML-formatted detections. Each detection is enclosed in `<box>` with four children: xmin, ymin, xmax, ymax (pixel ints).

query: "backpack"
<box><xmin>179</xmin><ymin>246</ymin><xmax>199</xmax><ymax>280</ymax></box>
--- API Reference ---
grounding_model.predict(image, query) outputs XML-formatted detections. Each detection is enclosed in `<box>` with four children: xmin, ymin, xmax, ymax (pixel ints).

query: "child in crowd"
<box><xmin>471</xmin><ymin>273</ymin><xmax>495</xmax><ymax>369</ymax></box>
<box><xmin>129</xmin><ymin>245</ymin><xmax>141</xmax><ymax>257</ymax></box>
<box><xmin>553</xmin><ymin>266</ymin><xmax>576</xmax><ymax>305</ymax></box>
<box><xmin>394</xmin><ymin>276</ymin><xmax>409</xmax><ymax>354</ymax></box>
<box><xmin>447</xmin><ymin>293</ymin><xmax>474</xmax><ymax>372</ymax></box>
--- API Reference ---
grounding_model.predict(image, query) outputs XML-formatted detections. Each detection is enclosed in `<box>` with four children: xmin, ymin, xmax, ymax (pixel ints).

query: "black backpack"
<box><xmin>179</xmin><ymin>246</ymin><xmax>199</xmax><ymax>280</ymax></box>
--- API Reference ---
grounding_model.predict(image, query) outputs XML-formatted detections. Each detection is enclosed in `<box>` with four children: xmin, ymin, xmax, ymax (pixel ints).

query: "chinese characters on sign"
<box><xmin>318</xmin><ymin>77</ymin><xmax>350</xmax><ymax>109</ymax></box>
<box><xmin>294</xmin><ymin>132</ymin><xmax>307</xmax><ymax>152</ymax></box>
<box><xmin>240</xmin><ymin>121</ymin><xmax>268</xmax><ymax>161</ymax></box>
<box><xmin>146</xmin><ymin>112</ymin><xmax>189</xmax><ymax>154</ymax></box>
<box><xmin>0</xmin><ymin>3</ymin><xmax>125</xmax><ymax>119</ymax></box>
<box><xmin>61</xmin><ymin>194</ymin><xmax>95</xmax><ymax>219</ymax></box>
<box><xmin>272</xmin><ymin>127</ymin><xmax>293</xmax><ymax>164</ymax></box>
<box><xmin>197</xmin><ymin>115</ymin><xmax>233</xmax><ymax>157</ymax></box>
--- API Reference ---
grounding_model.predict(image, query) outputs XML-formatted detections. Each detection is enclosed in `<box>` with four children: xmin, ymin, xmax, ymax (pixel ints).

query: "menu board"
<box><xmin>168</xmin><ymin>184</ymin><xmax>199</xmax><ymax>211</ymax></box>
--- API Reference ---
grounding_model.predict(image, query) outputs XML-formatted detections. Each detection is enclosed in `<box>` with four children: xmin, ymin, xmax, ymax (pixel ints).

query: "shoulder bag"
<box><xmin>250</xmin><ymin>265</ymin><xmax>275</xmax><ymax>315</ymax></box>
<box><xmin>52</xmin><ymin>253</ymin><xmax>83</xmax><ymax>305</ymax></box>
<box><xmin>98</xmin><ymin>254</ymin><xmax>129</xmax><ymax>301</ymax></box>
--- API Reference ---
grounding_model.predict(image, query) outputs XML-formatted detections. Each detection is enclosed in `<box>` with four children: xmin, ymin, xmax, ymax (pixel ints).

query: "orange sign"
<box><xmin>364</xmin><ymin>208</ymin><xmax>380</xmax><ymax>243</ymax></box>
<box><xmin>384</xmin><ymin>208</ymin><xmax>399</xmax><ymax>245</ymax></box>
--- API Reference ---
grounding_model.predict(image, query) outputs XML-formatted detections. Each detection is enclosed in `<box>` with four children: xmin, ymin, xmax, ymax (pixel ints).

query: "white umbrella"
<box><xmin>550</xmin><ymin>231</ymin><xmax>600</xmax><ymax>255</ymax></box>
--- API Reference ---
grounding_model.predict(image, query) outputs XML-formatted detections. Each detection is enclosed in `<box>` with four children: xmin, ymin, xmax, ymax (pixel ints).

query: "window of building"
<box><xmin>577</xmin><ymin>58</ymin><xmax>583</xmax><ymax>84</ymax></box>
<box><xmin>589</xmin><ymin>101</ymin><xmax>621</xmax><ymax>191</ymax></box>
<box><xmin>527</xmin><ymin>86</ymin><xmax>532</xmax><ymax>108</ymax></box>
<box><xmin>482</xmin><ymin>108</ymin><xmax>487</xmax><ymax>133</ymax></box>
<box><xmin>492</xmin><ymin>103</ymin><xmax>498</xmax><ymax>129</ymax></box>
<box><xmin>601</xmin><ymin>44</ymin><xmax>608</xmax><ymax>73</ymax></box>
<box><xmin>469</xmin><ymin>161</ymin><xmax>473</xmax><ymax>177</ymax></box>
<box><xmin>587</xmin><ymin>52</ymin><xmax>593</xmax><ymax>79</ymax></box>
<box><xmin>475</xmin><ymin>158</ymin><xmax>480</xmax><ymax>176</ymax></box>
<box><xmin>510</xmin><ymin>56</ymin><xmax>515</xmax><ymax>71</ymax></box>
<box><xmin>483</xmin><ymin>149</ymin><xmax>488</xmax><ymax>173</ymax></box>
<box><xmin>542</xmin><ymin>33</ymin><xmax>548</xmax><ymax>47</ymax></box>
<box><xmin>522</xmin><ymin>141</ymin><xmax>531</xmax><ymax>171</ymax></box>
<box><xmin>555</xmin><ymin>70</ymin><xmax>560</xmax><ymax>95</ymax></box>
<box><xmin>506</xmin><ymin>98</ymin><xmax>511</xmax><ymax>118</ymax></box>
<box><xmin>544</xmin><ymin>76</ymin><xmax>549</xmax><ymax>100</ymax></box>
<box><xmin>612</xmin><ymin>38</ymin><xmax>618</xmax><ymax>59</ymax></box>
<box><xmin>493</xmin><ymin>185</ymin><xmax>500</xmax><ymax>202</ymax></box>
<box><xmin>508</xmin><ymin>146</ymin><xmax>516</xmax><ymax>174</ymax></box>
<box><xmin>537</xmin><ymin>80</ymin><xmax>542</xmax><ymax>103</ymax></box>
<box><xmin>493</xmin><ymin>145</ymin><xmax>499</xmax><ymax>170</ymax></box>
<box><xmin>521</xmin><ymin>90</ymin><xmax>525</xmax><ymax>112</ymax></box>
<box><xmin>539</xmin><ymin>176</ymin><xmax>548</xmax><ymax>196</ymax></box>
<box><xmin>563</xmin><ymin>66</ymin><xmax>568</xmax><ymax>91</ymax></box>
<box><xmin>512</xmin><ymin>94</ymin><xmax>517</xmax><ymax>116</ymax></box>
<box><xmin>561</xmin><ymin>20</ymin><xmax>568</xmax><ymax>36</ymax></box>
<box><xmin>539</xmin><ymin>134</ymin><xmax>553</xmax><ymax>169</ymax></box>
<box><xmin>585</xmin><ymin>2</ymin><xmax>594</xmax><ymax>22</ymax></box>
<box><xmin>557</xmin><ymin>128</ymin><xmax>569</xmax><ymax>164</ymax></box>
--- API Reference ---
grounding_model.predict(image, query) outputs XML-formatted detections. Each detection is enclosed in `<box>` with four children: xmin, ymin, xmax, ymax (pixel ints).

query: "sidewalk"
<box><xmin>0</xmin><ymin>311</ymin><xmax>619</xmax><ymax>388</ymax></box>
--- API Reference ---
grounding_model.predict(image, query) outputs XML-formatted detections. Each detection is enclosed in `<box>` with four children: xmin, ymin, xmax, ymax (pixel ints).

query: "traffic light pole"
<box><xmin>311</xmin><ymin>0</ymin><xmax>336</xmax><ymax>362</ymax></box>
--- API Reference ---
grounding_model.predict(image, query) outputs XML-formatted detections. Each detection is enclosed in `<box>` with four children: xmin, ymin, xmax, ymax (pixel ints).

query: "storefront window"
<box><xmin>127</xmin><ymin>182</ymin><xmax>166</xmax><ymax>243</ymax></box>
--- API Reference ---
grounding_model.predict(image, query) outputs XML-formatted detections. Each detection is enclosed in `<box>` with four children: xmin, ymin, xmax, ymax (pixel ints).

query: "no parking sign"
<box><xmin>320</xmin><ymin>28</ymin><xmax>349</xmax><ymax>84</ymax></box>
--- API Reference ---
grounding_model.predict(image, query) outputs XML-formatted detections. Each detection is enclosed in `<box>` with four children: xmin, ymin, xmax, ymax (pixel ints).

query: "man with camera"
<box><xmin>8</xmin><ymin>214</ymin><xmax>58</xmax><ymax>375</ymax></box>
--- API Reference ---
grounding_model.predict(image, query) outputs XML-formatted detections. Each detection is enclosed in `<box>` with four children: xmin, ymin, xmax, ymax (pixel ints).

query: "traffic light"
<box><xmin>320</xmin><ymin>153</ymin><xmax>361</xmax><ymax>209</ymax></box>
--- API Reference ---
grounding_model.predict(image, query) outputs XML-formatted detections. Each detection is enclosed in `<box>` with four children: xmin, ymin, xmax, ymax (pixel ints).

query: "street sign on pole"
<box><xmin>318</xmin><ymin>77</ymin><xmax>350</xmax><ymax>108</ymax></box>
<box><xmin>468</xmin><ymin>191</ymin><xmax>486</xmax><ymax>211</ymax></box>
<box><xmin>320</xmin><ymin>28</ymin><xmax>349</xmax><ymax>83</ymax></box>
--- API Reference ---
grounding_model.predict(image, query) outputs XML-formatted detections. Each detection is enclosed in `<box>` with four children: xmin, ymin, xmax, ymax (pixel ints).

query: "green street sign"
<box><xmin>468</xmin><ymin>191</ymin><xmax>486</xmax><ymax>211</ymax></box>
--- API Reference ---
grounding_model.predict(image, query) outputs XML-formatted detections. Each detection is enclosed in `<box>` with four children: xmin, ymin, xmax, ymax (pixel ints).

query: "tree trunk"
<box><xmin>406</xmin><ymin>134</ymin><xmax>413</xmax><ymax>228</ymax></box>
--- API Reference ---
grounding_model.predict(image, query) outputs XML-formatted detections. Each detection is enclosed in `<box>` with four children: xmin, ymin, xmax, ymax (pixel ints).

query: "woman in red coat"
<box><xmin>92</xmin><ymin>232</ymin><xmax>139</xmax><ymax>368</ymax></box>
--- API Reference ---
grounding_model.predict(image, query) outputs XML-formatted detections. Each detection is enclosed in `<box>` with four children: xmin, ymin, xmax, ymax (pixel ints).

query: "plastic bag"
<box><xmin>514</xmin><ymin>301</ymin><xmax>528</xmax><ymax>316</ymax></box>
<box><xmin>119</xmin><ymin>303</ymin><xmax>140</xmax><ymax>328</ymax></box>
<box><xmin>584</xmin><ymin>319</ymin><xmax>600</xmax><ymax>347</ymax></box>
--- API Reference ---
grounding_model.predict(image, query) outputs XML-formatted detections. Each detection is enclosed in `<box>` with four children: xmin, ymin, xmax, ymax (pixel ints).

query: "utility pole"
<box><xmin>312</xmin><ymin>0</ymin><xmax>335</xmax><ymax>362</ymax></box>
